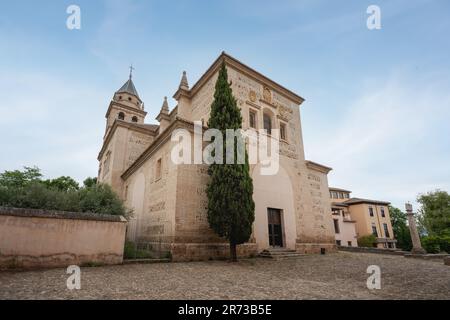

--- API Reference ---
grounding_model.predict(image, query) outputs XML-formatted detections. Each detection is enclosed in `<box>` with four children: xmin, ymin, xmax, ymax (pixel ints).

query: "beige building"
<box><xmin>97</xmin><ymin>52</ymin><xmax>338</xmax><ymax>261</ymax></box>
<box><xmin>329</xmin><ymin>188</ymin><xmax>396</xmax><ymax>249</ymax></box>
<box><xmin>329</xmin><ymin>188</ymin><xmax>358</xmax><ymax>247</ymax></box>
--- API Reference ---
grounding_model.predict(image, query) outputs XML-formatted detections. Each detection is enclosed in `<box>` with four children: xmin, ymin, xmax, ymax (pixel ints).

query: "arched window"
<box><xmin>118</xmin><ymin>112</ymin><xmax>125</xmax><ymax>120</ymax></box>
<box><xmin>263</xmin><ymin>113</ymin><xmax>272</xmax><ymax>134</ymax></box>
<box><xmin>132</xmin><ymin>116</ymin><xmax>138</xmax><ymax>123</ymax></box>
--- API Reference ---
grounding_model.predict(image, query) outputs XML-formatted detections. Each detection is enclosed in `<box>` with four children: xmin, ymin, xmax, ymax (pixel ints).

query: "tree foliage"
<box><xmin>206</xmin><ymin>62</ymin><xmax>255</xmax><ymax>262</ymax></box>
<box><xmin>0</xmin><ymin>167</ymin><xmax>127</xmax><ymax>216</ymax></box>
<box><xmin>389</xmin><ymin>205</ymin><xmax>412</xmax><ymax>251</ymax></box>
<box><xmin>417</xmin><ymin>190</ymin><xmax>450</xmax><ymax>237</ymax></box>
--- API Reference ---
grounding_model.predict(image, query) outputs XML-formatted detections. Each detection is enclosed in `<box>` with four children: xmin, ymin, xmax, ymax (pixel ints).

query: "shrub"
<box><xmin>123</xmin><ymin>241</ymin><xmax>153</xmax><ymax>259</ymax></box>
<box><xmin>0</xmin><ymin>167</ymin><xmax>128</xmax><ymax>217</ymax></box>
<box><xmin>422</xmin><ymin>235</ymin><xmax>450</xmax><ymax>254</ymax></box>
<box><xmin>422</xmin><ymin>236</ymin><xmax>441</xmax><ymax>254</ymax></box>
<box><xmin>357</xmin><ymin>234</ymin><xmax>377</xmax><ymax>248</ymax></box>
<box><xmin>438</xmin><ymin>236</ymin><xmax>450</xmax><ymax>253</ymax></box>
<box><xmin>78</xmin><ymin>184</ymin><xmax>128</xmax><ymax>216</ymax></box>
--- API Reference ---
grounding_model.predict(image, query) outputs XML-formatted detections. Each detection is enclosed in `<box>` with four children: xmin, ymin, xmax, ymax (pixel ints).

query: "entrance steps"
<box><xmin>259</xmin><ymin>248</ymin><xmax>304</xmax><ymax>260</ymax></box>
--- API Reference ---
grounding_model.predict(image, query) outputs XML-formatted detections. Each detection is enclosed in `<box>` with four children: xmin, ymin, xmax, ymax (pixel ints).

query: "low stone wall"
<box><xmin>0</xmin><ymin>207</ymin><xmax>127</xmax><ymax>269</ymax></box>
<box><xmin>404</xmin><ymin>253</ymin><xmax>450</xmax><ymax>260</ymax></box>
<box><xmin>338</xmin><ymin>246</ymin><xmax>406</xmax><ymax>256</ymax></box>
<box><xmin>170</xmin><ymin>243</ymin><xmax>258</xmax><ymax>262</ymax></box>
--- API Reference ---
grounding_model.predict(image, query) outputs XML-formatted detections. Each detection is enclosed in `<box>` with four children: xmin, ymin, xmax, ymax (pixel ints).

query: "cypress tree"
<box><xmin>206</xmin><ymin>62</ymin><xmax>255</xmax><ymax>262</ymax></box>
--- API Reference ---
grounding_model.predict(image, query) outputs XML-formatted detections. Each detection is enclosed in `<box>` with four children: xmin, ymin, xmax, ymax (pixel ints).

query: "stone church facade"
<box><xmin>98</xmin><ymin>52</ymin><xmax>337</xmax><ymax>261</ymax></box>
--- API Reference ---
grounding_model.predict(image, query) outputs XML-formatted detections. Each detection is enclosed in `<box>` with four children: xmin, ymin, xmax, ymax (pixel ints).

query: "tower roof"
<box><xmin>116</xmin><ymin>78</ymin><xmax>140</xmax><ymax>99</ymax></box>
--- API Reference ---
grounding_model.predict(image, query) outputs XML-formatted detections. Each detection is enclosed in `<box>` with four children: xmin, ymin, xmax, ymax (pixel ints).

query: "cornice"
<box><xmin>305</xmin><ymin>160</ymin><xmax>333</xmax><ymax>174</ymax></box>
<box><xmin>105</xmin><ymin>101</ymin><xmax>147</xmax><ymax>119</ymax></box>
<box><xmin>188</xmin><ymin>52</ymin><xmax>305</xmax><ymax>106</ymax></box>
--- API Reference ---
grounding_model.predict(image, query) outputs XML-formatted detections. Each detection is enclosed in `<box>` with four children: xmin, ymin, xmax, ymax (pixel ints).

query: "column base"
<box><xmin>411</xmin><ymin>247</ymin><xmax>427</xmax><ymax>255</ymax></box>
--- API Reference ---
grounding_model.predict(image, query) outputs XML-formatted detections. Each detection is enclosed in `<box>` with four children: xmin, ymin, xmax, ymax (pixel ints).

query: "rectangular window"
<box><xmin>372</xmin><ymin>225</ymin><xmax>378</xmax><ymax>237</ymax></box>
<box><xmin>333</xmin><ymin>219</ymin><xmax>340</xmax><ymax>234</ymax></box>
<box><xmin>339</xmin><ymin>192</ymin><xmax>344</xmax><ymax>199</ymax></box>
<box><xmin>263</xmin><ymin>114</ymin><xmax>272</xmax><ymax>135</ymax></box>
<box><xmin>381</xmin><ymin>207</ymin><xmax>385</xmax><ymax>217</ymax></box>
<box><xmin>280</xmin><ymin>123</ymin><xmax>287</xmax><ymax>140</ymax></box>
<box><xmin>336</xmin><ymin>240</ymin><xmax>341</xmax><ymax>246</ymax></box>
<box><xmin>249</xmin><ymin>110</ymin><xmax>256</xmax><ymax>129</ymax></box>
<box><xmin>348</xmin><ymin>241</ymin><xmax>352</xmax><ymax>247</ymax></box>
<box><xmin>344</xmin><ymin>193</ymin><xmax>350</xmax><ymax>199</ymax></box>
<box><xmin>369</xmin><ymin>207</ymin><xmax>374</xmax><ymax>217</ymax></box>
<box><xmin>155</xmin><ymin>158</ymin><xmax>162</xmax><ymax>181</ymax></box>
<box><xmin>383</xmin><ymin>223</ymin><xmax>390</xmax><ymax>238</ymax></box>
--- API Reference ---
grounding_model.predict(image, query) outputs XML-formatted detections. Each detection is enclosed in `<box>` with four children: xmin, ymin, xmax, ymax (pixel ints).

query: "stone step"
<box><xmin>123</xmin><ymin>258</ymin><xmax>170</xmax><ymax>264</ymax></box>
<box><xmin>261</xmin><ymin>249</ymin><xmax>296</xmax><ymax>254</ymax></box>
<box><xmin>259</xmin><ymin>249</ymin><xmax>304</xmax><ymax>260</ymax></box>
<box><xmin>259</xmin><ymin>253</ymin><xmax>305</xmax><ymax>259</ymax></box>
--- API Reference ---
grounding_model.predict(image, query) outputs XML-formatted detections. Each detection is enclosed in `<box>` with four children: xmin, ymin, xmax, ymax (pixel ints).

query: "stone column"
<box><xmin>405</xmin><ymin>203</ymin><xmax>426</xmax><ymax>254</ymax></box>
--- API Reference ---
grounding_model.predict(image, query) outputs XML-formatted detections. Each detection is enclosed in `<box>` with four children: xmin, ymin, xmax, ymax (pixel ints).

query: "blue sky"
<box><xmin>0</xmin><ymin>0</ymin><xmax>449</xmax><ymax>210</ymax></box>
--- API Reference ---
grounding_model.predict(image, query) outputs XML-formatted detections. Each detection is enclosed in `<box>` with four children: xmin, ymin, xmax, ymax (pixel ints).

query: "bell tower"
<box><xmin>104</xmin><ymin>66</ymin><xmax>147</xmax><ymax>138</ymax></box>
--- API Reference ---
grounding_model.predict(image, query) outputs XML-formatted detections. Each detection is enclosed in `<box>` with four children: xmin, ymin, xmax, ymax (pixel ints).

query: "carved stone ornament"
<box><xmin>263</xmin><ymin>87</ymin><xmax>272</xmax><ymax>103</ymax></box>
<box><xmin>249</xmin><ymin>90</ymin><xmax>257</xmax><ymax>102</ymax></box>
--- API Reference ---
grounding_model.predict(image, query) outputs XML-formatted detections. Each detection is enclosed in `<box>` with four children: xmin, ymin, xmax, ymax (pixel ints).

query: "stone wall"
<box><xmin>0</xmin><ymin>207</ymin><xmax>127</xmax><ymax>269</ymax></box>
<box><xmin>171</xmin><ymin>243</ymin><xmax>258</xmax><ymax>262</ymax></box>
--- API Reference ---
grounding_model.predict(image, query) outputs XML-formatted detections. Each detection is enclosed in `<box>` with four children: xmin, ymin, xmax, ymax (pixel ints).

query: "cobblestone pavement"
<box><xmin>1</xmin><ymin>252</ymin><xmax>449</xmax><ymax>300</ymax></box>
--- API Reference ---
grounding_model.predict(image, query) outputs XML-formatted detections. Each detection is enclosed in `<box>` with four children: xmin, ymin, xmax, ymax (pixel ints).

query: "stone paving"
<box><xmin>1</xmin><ymin>252</ymin><xmax>449</xmax><ymax>300</ymax></box>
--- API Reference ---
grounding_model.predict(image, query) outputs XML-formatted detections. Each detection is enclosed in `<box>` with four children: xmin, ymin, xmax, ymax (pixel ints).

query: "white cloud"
<box><xmin>305</xmin><ymin>70</ymin><xmax>450</xmax><ymax>209</ymax></box>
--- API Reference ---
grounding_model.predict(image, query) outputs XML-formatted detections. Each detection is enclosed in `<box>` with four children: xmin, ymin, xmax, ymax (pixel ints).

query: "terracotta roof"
<box><xmin>343</xmin><ymin>198</ymin><xmax>391</xmax><ymax>206</ymax></box>
<box><xmin>332</xmin><ymin>202</ymin><xmax>349</xmax><ymax>207</ymax></box>
<box><xmin>329</xmin><ymin>187</ymin><xmax>352</xmax><ymax>193</ymax></box>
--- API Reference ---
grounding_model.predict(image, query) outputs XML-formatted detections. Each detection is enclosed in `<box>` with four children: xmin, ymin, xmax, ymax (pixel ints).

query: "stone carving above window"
<box><xmin>249</xmin><ymin>90</ymin><xmax>257</xmax><ymax>102</ymax></box>
<box><xmin>278</xmin><ymin>104</ymin><xmax>294</xmax><ymax>121</ymax></box>
<box><xmin>263</xmin><ymin>87</ymin><xmax>272</xmax><ymax>103</ymax></box>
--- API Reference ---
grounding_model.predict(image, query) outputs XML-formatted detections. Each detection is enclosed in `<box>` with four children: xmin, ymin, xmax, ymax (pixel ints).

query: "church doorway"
<box><xmin>267</xmin><ymin>208</ymin><xmax>283</xmax><ymax>247</ymax></box>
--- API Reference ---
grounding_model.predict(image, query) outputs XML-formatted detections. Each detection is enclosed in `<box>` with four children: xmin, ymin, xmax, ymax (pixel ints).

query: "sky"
<box><xmin>0</xmin><ymin>0</ymin><xmax>449</xmax><ymax>210</ymax></box>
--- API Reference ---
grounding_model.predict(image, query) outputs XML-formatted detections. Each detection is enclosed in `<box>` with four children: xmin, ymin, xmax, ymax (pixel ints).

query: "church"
<box><xmin>97</xmin><ymin>52</ymin><xmax>337</xmax><ymax>261</ymax></box>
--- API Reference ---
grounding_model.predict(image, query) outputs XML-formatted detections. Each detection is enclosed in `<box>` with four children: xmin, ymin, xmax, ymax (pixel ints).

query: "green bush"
<box><xmin>438</xmin><ymin>236</ymin><xmax>450</xmax><ymax>253</ymax></box>
<box><xmin>123</xmin><ymin>241</ymin><xmax>153</xmax><ymax>259</ymax></box>
<box><xmin>357</xmin><ymin>234</ymin><xmax>377</xmax><ymax>248</ymax></box>
<box><xmin>422</xmin><ymin>235</ymin><xmax>450</xmax><ymax>254</ymax></box>
<box><xmin>0</xmin><ymin>167</ymin><xmax>128</xmax><ymax>217</ymax></box>
<box><xmin>422</xmin><ymin>236</ymin><xmax>441</xmax><ymax>253</ymax></box>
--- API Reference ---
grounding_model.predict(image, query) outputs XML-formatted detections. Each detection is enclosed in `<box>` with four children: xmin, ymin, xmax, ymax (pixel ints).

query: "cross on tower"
<box><xmin>129</xmin><ymin>64</ymin><xmax>135</xmax><ymax>79</ymax></box>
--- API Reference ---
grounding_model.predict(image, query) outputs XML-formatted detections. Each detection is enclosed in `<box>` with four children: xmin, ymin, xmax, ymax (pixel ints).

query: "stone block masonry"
<box><xmin>0</xmin><ymin>207</ymin><xmax>127</xmax><ymax>269</ymax></box>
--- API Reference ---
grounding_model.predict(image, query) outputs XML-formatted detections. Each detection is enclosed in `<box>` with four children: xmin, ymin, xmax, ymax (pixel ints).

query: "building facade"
<box><xmin>329</xmin><ymin>188</ymin><xmax>358</xmax><ymax>247</ymax></box>
<box><xmin>329</xmin><ymin>188</ymin><xmax>396</xmax><ymax>249</ymax></box>
<box><xmin>98</xmin><ymin>52</ymin><xmax>338</xmax><ymax>261</ymax></box>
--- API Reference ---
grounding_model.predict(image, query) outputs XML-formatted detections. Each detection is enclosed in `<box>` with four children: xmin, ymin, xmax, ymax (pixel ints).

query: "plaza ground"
<box><xmin>0</xmin><ymin>252</ymin><xmax>449</xmax><ymax>300</ymax></box>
